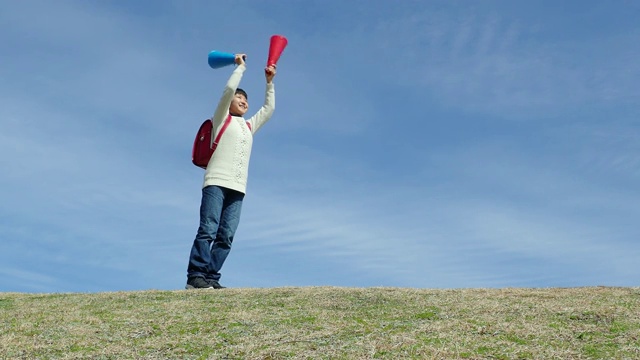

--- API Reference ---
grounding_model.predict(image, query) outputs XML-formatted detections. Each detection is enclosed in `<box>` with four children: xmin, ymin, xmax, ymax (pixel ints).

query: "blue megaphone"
<box><xmin>208</xmin><ymin>51</ymin><xmax>244</xmax><ymax>69</ymax></box>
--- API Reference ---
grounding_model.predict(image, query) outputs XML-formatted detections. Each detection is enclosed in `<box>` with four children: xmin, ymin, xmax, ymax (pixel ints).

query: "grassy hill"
<box><xmin>1</xmin><ymin>286</ymin><xmax>639</xmax><ymax>359</ymax></box>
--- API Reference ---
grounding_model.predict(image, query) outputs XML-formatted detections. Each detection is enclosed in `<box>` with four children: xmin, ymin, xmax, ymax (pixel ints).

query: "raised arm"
<box><xmin>247</xmin><ymin>65</ymin><xmax>277</xmax><ymax>133</ymax></box>
<box><xmin>211</xmin><ymin>54</ymin><xmax>246</xmax><ymax>128</ymax></box>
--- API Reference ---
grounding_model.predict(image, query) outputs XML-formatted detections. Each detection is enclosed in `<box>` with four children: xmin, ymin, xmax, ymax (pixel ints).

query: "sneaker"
<box><xmin>207</xmin><ymin>279</ymin><xmax>226</xmax><ymax>289</ymax></box>
<box><xmin>185</xmin><ymin>276</ymin><xmax>214</xmax><ymax>289</ymax></box>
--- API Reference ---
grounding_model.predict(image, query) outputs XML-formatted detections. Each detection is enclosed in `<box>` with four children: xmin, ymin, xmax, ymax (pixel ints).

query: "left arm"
<box><xmin>247</xmin><ymin>66</ymin><xmax>277</xmax><ymax>134</ymax></box>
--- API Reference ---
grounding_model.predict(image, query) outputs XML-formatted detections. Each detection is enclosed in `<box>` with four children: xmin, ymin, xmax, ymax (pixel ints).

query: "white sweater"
<box><xmin>203</xmin><ymin>65</ymin><xmax>275</xmax><ymax>194</ymax></box>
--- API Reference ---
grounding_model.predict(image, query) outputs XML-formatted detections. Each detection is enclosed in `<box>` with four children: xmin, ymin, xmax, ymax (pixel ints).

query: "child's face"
<box><xmin>229</xmin><ymin>93</ymin><xmax>248</xmax><ymax>116</ymax></box>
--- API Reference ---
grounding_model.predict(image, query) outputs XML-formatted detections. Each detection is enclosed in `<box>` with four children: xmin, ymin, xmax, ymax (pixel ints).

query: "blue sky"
<box><xmin>1</xmin><ymin>0</ymin><xmax>639</xmax><ymax>293</ymax></box>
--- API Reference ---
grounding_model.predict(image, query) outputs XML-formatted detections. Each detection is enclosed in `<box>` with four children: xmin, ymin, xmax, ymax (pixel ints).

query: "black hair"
<box><xmin>235</xmin><ymin>88</ymin><xmax>248</xmax><ymax>100</ymax></box>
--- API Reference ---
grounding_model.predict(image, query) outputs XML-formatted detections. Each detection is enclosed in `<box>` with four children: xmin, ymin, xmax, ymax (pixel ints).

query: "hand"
<box><xmin>265</xmin><ymin>65</ymin><xmax>277</xmax><ymax>83</ymax></box>
<box><xmin>235</xmin><ymin>54</ymin><xmax>246</xmax><ymax>66</ymax></box>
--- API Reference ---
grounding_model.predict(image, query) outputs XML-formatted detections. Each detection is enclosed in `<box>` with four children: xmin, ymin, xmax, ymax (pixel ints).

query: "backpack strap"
<box><xmin>211</xmin><ymin>114</ymin><xmax>232</xmax><ymax>151</ymax></box>
<box><xmin>211</xmin><ymin>115</ymin><xmax>253</xmax><ymax>151</ymax></box>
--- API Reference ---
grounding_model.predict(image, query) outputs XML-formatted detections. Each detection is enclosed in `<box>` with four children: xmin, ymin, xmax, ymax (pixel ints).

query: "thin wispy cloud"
<box><xmin>312</xmin><ymin>4</ymin><xmax>640</xmax><ymax>118</ymax></box>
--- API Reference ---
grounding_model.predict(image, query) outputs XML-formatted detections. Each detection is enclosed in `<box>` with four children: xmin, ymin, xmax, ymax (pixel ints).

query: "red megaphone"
<box><xmin>267</xmin><ymin>35</ymin><xmax>288</xmax><ymax>67</ymax></box>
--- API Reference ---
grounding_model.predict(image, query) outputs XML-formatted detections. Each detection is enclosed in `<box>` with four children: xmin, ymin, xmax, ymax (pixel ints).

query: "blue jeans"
<box><xmin>187</xmin><ymin>185</ymin><xmax>244</xmax><ymax>281</ymax></box>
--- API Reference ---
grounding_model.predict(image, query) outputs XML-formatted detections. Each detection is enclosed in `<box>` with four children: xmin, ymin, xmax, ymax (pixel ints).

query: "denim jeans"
<box><xmin>187</xmin><ymin>185</ymin><xmax>244</xmax><ymax>281</ymax></box>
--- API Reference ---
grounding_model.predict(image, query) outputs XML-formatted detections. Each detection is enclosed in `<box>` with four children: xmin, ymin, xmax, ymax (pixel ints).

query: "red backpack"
<box><xmin>192</xmin><ymin>115</ymin><xmax>252</xmax><ymax>169</ymax></box>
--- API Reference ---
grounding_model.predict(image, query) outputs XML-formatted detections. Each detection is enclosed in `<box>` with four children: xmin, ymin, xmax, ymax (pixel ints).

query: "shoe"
<box><xmin>185</xmin><ymin>276</ymin><xmax>214</xmax><ymax>289</ymax></box>
<box><xmin>207</xmin><ymin>279</ymin><xmax>226</xmax><ymax>289</ymax></box>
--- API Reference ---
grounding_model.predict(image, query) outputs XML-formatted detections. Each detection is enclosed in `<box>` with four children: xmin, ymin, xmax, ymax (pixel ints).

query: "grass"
<box><xmin>1</xmin><ymin>286</ymin><xmax>639</xmax><ymax>359</ymax></box>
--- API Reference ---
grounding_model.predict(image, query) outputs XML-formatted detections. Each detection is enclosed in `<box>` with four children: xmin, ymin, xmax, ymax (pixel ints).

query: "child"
<box><xmin>186</xmin><ymin>54</ymin><xmax>277</xmax><ymax>289</ymax></box>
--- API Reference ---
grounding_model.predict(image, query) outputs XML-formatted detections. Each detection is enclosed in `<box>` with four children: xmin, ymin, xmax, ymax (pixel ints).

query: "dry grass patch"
<box><xmin>1</xmin><ymin>286</ymin><xmax>639</xmax><ymax>359</ymax></box>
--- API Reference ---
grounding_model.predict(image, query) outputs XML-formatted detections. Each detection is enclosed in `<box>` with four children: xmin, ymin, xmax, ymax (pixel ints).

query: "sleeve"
<box><xmin>246</xmin><ymin>82</ymin><xmax>275</xmax><ymax>134</ymax></box>
<box><xmin>211</xmin><ymin>64</ymin><xmax>246</xmax><ymax>129</ymax></box>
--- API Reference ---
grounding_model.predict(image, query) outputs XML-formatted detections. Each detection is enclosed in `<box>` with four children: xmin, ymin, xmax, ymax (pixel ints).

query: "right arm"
<box><xmin>211</xmin><ymin>55</ymin><xmax>246</xmax><ymax>128</ymax></box>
